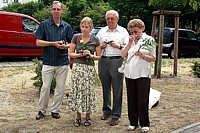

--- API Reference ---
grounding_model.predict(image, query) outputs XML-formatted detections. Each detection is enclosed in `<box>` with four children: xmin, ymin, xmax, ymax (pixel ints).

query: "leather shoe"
<box><xmin>36</xmin><ymin>111</ymin><xmax>44</xmax><ymax>120</ymax></box>
<box><xmin>51</xmin><ymin>112</ymin><xmax>60</xmax><ymax>119</ymax></box>
<box><xmin>109</xmin><ymin>118</ymin><xmax>119</xmax><ymax>126</ymax></box>
<box><xmin>100</xmin><ymin>113</ymin><xmax>109</xmax><ymax>120</ymax></box>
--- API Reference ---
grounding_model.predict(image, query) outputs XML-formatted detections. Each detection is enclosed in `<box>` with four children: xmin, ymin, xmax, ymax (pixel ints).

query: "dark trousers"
<box><xmin>98</xmin><ymin>57</ymin><xmax>123</xmax><ymax>119</ymax></box>
<box><xmin>125</xmin><ymin>77</ymin><xmax>150</xmax><ymax>127</ymax></box>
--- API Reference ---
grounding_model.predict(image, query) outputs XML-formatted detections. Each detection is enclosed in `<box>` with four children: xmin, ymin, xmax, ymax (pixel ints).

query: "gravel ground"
<box><xmin>0</xmin><ymin>58</ymin><xmax>200</xmax><ymax>133</ymax></box>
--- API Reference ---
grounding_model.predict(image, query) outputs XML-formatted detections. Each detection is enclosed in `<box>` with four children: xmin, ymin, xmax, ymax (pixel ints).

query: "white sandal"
<box><xmin>141</xmin><ymin>127</ymin><xmax>149</xmax><ymax>132</ymax></box>
<box><xmin>127</xmin><ymin>125</ymin><xmax>138</xmax><ymax>131</ymax></box>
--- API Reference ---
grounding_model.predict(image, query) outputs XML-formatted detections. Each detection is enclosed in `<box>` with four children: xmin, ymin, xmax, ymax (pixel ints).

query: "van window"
<box><xmin>163</xmin><ymin>29</ymin><xmax>172</xmax><ymax>43</ymax></box>
<box><xmin>187</xmin><ymin>31</ymin><xmax>197</xmax><ymax>41</ymax></box>
<box><xmin>155</xmin><ymin>29</ymin><xmax>172</xmax><ymax>44</ymax></box>
<box><xmin>22</xmin><ymin>17</ymin><xmax>39</xmax><ymax>33</ymax></box>
<box><xmin>179</xmin><ymin>31</ymin><xmax>188</xmax><ymax>39</ymax></box>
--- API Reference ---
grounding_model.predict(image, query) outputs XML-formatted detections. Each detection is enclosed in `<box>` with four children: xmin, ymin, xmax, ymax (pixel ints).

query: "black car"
<box><xmin>156</xmin><ymin>28</ymin><xmax>200</xmax><ymax>58</ymax></box>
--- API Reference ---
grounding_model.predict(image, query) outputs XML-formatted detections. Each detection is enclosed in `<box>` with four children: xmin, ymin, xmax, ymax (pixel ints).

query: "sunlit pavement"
<box><xmin>0</xmin><ymin>61</ymin><xmax>34</xmax><ymax>67</ymax></box>
<box><xmin>171</xmin><ymin>122</ymin><xmax>200</xmax><ymax>133</ymax></box>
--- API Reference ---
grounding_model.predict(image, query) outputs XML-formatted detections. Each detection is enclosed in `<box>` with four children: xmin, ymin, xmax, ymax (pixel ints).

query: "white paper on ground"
<box><xmin>149</xmin><ymin>88</ymin><xmax>162</xmax><ymax>109</ymax></box>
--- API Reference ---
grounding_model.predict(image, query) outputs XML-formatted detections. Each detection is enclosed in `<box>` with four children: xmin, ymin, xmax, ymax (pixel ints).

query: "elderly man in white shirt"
<box><xmin>96</xmin><ymin>10</ymin><xmax>129</xmax><ymax>126</ymax></box>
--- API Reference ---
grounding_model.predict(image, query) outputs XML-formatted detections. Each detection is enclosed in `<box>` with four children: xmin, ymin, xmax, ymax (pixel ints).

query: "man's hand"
<box><xmin>110</xmin><ymin>40</ymin><xmax>121</xmax><ymax>49</ymax></box>
<box><xmin>54</xmin><ymin>41</ymin><xmax>67</xmax><ymax>49</ymax></box>
<box><xmin>64</xmin><ymin>44</ymin><xmax>70</xmax><ymax>49</ymax></box>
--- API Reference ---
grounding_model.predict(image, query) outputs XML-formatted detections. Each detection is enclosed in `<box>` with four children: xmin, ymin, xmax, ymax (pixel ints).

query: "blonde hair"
<box><xmin>51</xmin><ymin>1</ymin><xmax>62</xmax><ymax>9</ymax></box>
<box><xmin>80</xmin><ymin>17</ymin><xmax>94</xmax><ymax>30</ymax></box>
<box><xmin>127</xmin><ymin>19</ymin><xmax>145</xmax><ymax>31</ymax></box>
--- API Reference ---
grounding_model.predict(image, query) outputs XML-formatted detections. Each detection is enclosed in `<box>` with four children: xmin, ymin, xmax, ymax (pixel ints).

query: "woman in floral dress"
<box><xmin>68</xmin><ymin>17</ymin><xmax>101</xmax><ymax>127</ymax></box>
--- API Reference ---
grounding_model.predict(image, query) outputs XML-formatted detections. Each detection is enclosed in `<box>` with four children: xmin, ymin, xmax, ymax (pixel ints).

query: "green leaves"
<box><xmin>191</xmin><ymin>61</ymin><xmax>200</xmax><ymax>78</ymax></box>
<box><xmin>148</xmin><ymin>0</ymin><xmax>200</xmax><ymax>11</ymax></box>
<box><xmin>140</xmin><ymin>37</ymin><xmax>158</xmax><ymax>51</ymax></box>
<box><xmin>79</xmin><ymin>39</ymin><xmax>91</xmax><ymax>61</ymax></box>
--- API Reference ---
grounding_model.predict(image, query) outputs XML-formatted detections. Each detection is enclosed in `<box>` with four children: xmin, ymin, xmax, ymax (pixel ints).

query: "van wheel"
<box><xmin>169</xmin><ymin>49</ymin><xmax>181</xmax><ymax>59</ymax></box>
<box><xmin>169</xmin><ymin>49</ymin><xmax>175</xmax><ymax>59</ymax></box>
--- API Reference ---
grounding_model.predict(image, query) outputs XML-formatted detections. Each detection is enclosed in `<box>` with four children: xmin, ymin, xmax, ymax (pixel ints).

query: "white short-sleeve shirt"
<box><xmin>96</xmin><ymin>25</ymin><xmax>129</xmax><ymax>56</ymax></box>
<box><xmin>124</xmin><ymin>33</ymin><xmax>156</xmax><ymax>79</ymax></box>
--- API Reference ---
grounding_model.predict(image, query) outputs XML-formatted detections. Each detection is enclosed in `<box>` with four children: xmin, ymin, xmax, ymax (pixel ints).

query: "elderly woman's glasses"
<box><xmin>133</xmin><ymin>30</ymin><xmax>138</xmax><ymax>34</ymax></box>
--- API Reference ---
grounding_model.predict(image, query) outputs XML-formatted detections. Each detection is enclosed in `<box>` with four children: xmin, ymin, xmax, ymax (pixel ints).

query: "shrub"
<box><xmin>31</xmin><ymin>58</ymin><xmax>56</xmax><ymax>93</ymax></box>
<box><xmin>191</xmin><ymin>61</ymin><xmax>200</xmax><ymax>78</ymax></box>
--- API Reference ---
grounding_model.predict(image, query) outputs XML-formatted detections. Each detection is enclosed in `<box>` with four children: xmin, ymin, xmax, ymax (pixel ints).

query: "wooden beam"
<box><xmin>173</xmin><ymin>16</ymin><xmax>179</xmax><ymax>76</ymax></box>
<box><xmin>157</xmin><ymin>15</ymin><xmax>164</xmax><ymax>78</ymax></box>
<box><xmin>153</xmin><ymin>10</ymin><xmax>181</xmax><ymax>16</ymax></box>
<box><xmin>151</xmin><ymin>16</ymin><xmax>158</xmax><ymax>77</ymax></box>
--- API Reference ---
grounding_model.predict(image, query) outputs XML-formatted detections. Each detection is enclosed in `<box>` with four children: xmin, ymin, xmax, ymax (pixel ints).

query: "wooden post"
<box><xmin>152</xmin><ymin>10</ymin><xmax>181</xmax><ymax>78</ymax></box>
<box><xmin>151</xmin><ymin>16</ymin><xmax>158</xmax><ymax>77</ymax></box>
<box><xmin>157</xmin><ymin>14</ymin><xmax>164</xmax><ymax>78</ymax></box>
<box><xmin>173</xmin><ymin>16</ymin><xmax>179</xmax><ymax>76</ymax></box>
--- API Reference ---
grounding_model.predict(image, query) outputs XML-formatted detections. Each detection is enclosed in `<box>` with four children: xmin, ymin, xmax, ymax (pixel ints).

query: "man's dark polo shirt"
<box><xmin>34</xmin><ymin>18</ymin><xmax>73</xmax><ymax>66</ymax></box>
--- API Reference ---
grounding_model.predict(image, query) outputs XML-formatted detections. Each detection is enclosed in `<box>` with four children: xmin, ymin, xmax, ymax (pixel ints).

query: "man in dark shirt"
<box><xmin>34</xmin><ymin>0</ymin><xmax>73</xmax><ymax>120</ymax></box>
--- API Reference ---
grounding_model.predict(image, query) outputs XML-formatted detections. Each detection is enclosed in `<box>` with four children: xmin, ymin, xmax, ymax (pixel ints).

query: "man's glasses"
<box><xmin>106</xmin><ymin>18</ymin><xmax>115</xmax><ymax>21</ymax></box>
<box><xmin>52</xmin><ymin>8</ymin><xmax>61</xmax><ymax>11</ymax></box>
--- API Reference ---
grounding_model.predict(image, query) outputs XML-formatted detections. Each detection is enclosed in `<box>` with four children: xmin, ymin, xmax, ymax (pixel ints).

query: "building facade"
<box><xmin>0</xmin><ymin>0</ymin><xmax>37</xmax><ymax>9</ymax></box>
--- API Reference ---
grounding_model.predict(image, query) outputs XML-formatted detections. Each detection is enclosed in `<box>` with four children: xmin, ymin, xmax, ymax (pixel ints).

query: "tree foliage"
<box><xmin>1</xmin><ymin>0</ymin><xmax>200</xmax><ymax>32</ymax></box>
<box><xmin>149</xmin><ymin>0</ymin><xmax>200</xmax><ymax>11</ymax></box>
<box><xmin>65</xmin><ymin>0</ymin><xmax>111</xmax><ymax>31</ymax></box>
<box><xmin>1</xmin><ymin>2</ymin><xmax>44</xmax><ymax>17</ymax></box>
<box><xmin>78</xmin><ymin>2</ymin><xmax>111</xmax><ymax>28</ymax></box>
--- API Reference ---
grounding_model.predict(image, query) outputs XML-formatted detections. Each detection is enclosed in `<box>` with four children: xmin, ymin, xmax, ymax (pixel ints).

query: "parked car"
<box><xmin>155</xmin><ymin>28</ymin><xmax>200</xmax><ymax>58</ymax></box>
<box><xmin>0</xmin><ymin>11</ymin><xmax>43</xmax><ymax>58</ymax></box>
<box><xmin>91</xmin><ymin>27</ymin><xmax>103</xmax><ymax>36</ymax></box>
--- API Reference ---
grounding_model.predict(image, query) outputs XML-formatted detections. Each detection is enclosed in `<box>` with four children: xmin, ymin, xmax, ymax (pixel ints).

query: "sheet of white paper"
<box><xmin>149</xmin><ymin>88</ymin><xmax>162</xmax><ymax>109</ymax></box>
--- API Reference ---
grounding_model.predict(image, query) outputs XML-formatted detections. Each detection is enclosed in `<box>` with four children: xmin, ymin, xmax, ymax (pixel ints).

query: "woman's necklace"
<box><xmin>81</xmin><ymin>34</ymin><xmax>90</xmax><ymax>44</ymax></box>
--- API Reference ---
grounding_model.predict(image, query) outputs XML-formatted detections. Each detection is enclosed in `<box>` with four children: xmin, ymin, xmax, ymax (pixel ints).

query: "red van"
<box><xmin>0</xmin><ymin>11</ymin><xmax>43</xmax><ymax>58</ymax></box>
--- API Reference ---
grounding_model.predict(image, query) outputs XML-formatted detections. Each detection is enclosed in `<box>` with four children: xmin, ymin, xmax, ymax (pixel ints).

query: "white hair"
<box><xmin>105</xmin><ymin>10</ymin><xmax>119</xmax><ymax>18</ymax></box>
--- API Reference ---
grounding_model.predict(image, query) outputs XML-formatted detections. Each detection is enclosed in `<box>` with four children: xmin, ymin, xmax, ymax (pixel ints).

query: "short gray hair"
<box><xmin>105</xmin><ymin>10</ymin><xmax>119</xmax><ymax>18</ymax></box>
<box><xmin>51</xmin><ymin>1</ymin><xmax>62</xmax><ymax>9</ymax></box>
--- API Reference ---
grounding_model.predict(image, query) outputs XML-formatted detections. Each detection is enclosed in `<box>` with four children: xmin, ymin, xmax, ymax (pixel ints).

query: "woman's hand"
<box><xmin>83</xmin><ymin>49</ymin><xmax>91</xmax><ymax>56</ymax></box>
<box><xmin>77</xmin><ymin>53</ymin><xmax>83</xmax><ymax>58</ymax></box>
<box><xmin>134</xmin><ymin>51</ymin><xmax>144</xmax><ymax>58</ymax></box>
<box><xmin>129</xmin><ymin>34</ymin><xmax>138</xmax><ymax>43</ymax></box>
<box><xmin>101</xmin><ymin>41</ymin><xmax>108</xmax><ymax>49</ymax></box>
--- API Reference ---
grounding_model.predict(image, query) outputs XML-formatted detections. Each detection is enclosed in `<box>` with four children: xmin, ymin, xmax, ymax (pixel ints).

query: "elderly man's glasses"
<box><xmin>106</xmin><ymin>18</ymin><xmax>115</xmax><ymax>21</ymax></box>
<box><xmin>52</xmin><ymin>8</ymin><xmax>61</xmax><ymax>11</ymax></box>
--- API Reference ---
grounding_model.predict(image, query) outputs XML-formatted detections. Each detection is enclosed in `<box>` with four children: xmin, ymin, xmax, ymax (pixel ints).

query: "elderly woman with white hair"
<box><xmin>121</xmin><ymin>19</ymin><xmax>156</xmax><ymax>132</ymax></box>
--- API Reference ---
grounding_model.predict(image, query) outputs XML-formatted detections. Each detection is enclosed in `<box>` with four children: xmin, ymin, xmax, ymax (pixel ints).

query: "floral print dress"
<box><xmin>67</xmin><ymin>34</ymin><xmax>100</xmax><ymax>114</ymax></box>
<box><xmin>68</xmin><ymin>63</ymin><xmax>96</xmax><ymax>114</ymax></box>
